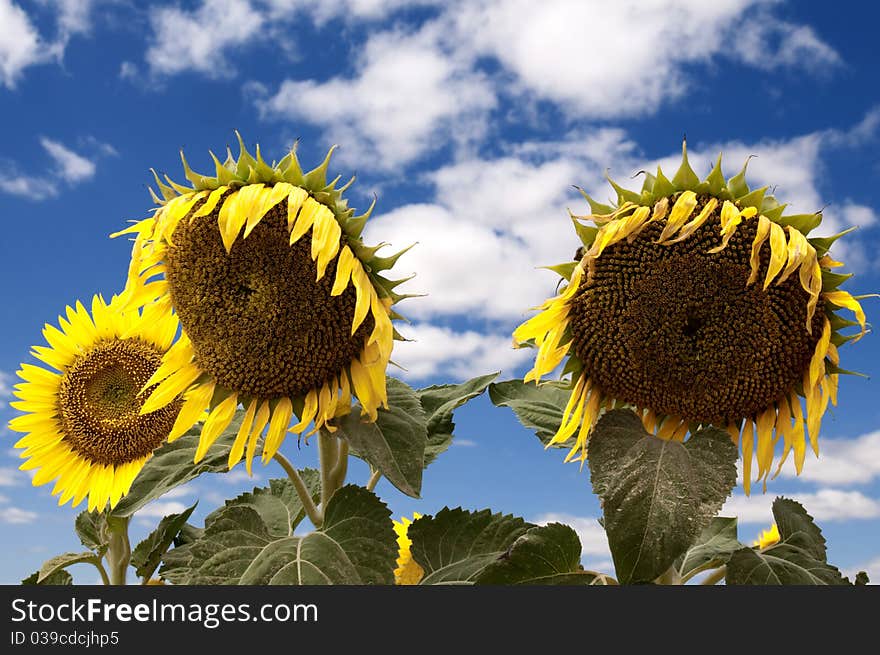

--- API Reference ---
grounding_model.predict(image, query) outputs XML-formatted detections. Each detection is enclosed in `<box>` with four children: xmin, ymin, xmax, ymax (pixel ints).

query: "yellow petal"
<box><xmin>657</xmin><ymin>191</ymin><xmax>698</xmax><ymax>243</ymax></box>
<box><xmin>140</xmin><ymin>362</ymin><xmax>201</xmax><ymax>415</ymax></box>
<box><xmin>741</xmin><ymin>419</ymin><xmax>754</xmax><ymax>496</ymax></box>
<box><xmin>167</xmin><ymin>381</ymin><xmax>216</xmax><ymax>442</ymax></box>
<box><xmin>290</xmin><ymin>388</ymin><xmax>318</xmax><ymax>434</ymax></box>
<box><xmin>246</xmin><ymin>400</ymin><xmax>271</xmax><ymax>476</ymax></box>
<box><xmin>195</xmin><ymin>394</ymin><xmax>239</xmax><ymax>462</ymax></box>
<box><xmin>763</xmin><ymin>220</ymin><xmax>788</xmax><ymax>290</ymax></box>
<box><xmin>192</xmin><ymin>186</ymin><xmax>229</xmax><ymax>218</ymax></box>
<box><xmin>286</xmin><ymin>186</ymin><xmax>309</xmax><ymax>230</ymax></box>
<box><xmin>262</xmin><ymin>397</ymin><xmax>293</xmax><ymax>463</ymax></box>
<box><xmin>665</xmin><ymin>198</ymin><xmax>718</xmax><ymax>245</ymax></box>
<box><xmin>229</xmin><ymin>398</ymin><xmax>258</xmax><ymax>469</ymax></box>
<box><xmin>747</xmin><ymin>215</ymin><xmax>771</xmax><ymax>285</ymax></box>
<box><xmin>824</xmin><ymin>290</ymin><xmax>869</xmax><ymax>341</ymax></box>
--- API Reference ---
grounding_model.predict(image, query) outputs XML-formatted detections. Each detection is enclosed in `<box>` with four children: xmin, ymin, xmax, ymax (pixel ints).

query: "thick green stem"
<box><xmin>94</xmin><ymin>559</ymin><xmax>111</xmax><ymax>586</ymax></box>
<box><xmin>329</xmin><ymin>440</ymin><xmax>349</xmax><ymax>491</ymax></box>
<box><xmin>655</xmin><ymin>565</ymin><xmax>682</xmax><ymax>585</ymax></box>
<box><xmin>274</xmin><ymin>452</ymin><xmax>323</xmax><ymax>528</ymax></box>
<box><xmin>318</xmin><ymin>429</ymin><xmax>340</xmax><ymax>512</ymax></box>
<box><xmin>701</xmin><ymin>565</ymin><xmax>727</xmax><ymax>586</ymax></box>
<box><xmin>105</xmin><ymin>517</ymin><xmax>131</xmax><ymax>586</ymax></box>
<box><xmin>366</xmin><ymin>469</ymin><xmax>381</xmax><ymax>492</ymax></box>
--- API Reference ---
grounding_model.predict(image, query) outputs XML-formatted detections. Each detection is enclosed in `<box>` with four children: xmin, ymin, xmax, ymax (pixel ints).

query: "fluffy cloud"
<box><xmin>255</xmin><ymin>28</ymin><xmax>494</xmax><ymax>168</ymax></box>
<box><xmin>0</xmin><ymin>467</ymin><xmax>23</xmax><ymax>486</ymax></box>
<box><xmin>146</xmin><ymin>0</ymin><xmax>264</xmax><ymax>77</ymax></box>
<box><xmin>723</xmin><ymin>489</ymin><xmax>880</xmax><ymax>524</ymax></box>
<box><xmin>39</xmin><ymin>138</ymin><xmax>96</xmax><ymax>183</ymax></box>
<box><xmin>0</xmin><ymin>506</ymin><xmax>38</xmax><ymax>524</ymax></box>
<box><xmin>533</xmin><ymin>512</ymin><xmax>610</xmax><ymax>557</ymax></box>
<box><xmin>0</xmin><ymin>136</ymin><xmax>111</xmax><ymax>199</ymax></box>
<box><xmin>0</xmin><ymin>0</ymin><xmax>45</xmax><ymax>88</ymax></box>
<box><xmin>137</xmin><ymin>500</ymin><xmax>189</xmax><ymax>517</ymax></box>
<box><xmin>774</xmin><ymin>431</ymin><xmax>880</xmax><ymax>486</ymax></box>
<box><xmin>392</xmin><ymin>323</ymin><xmax>532</xmax><ymax>381</ymax></box>
<box><xmin>0</xmin><ymin>0</ymin><xmax>97</xmax><ymax>88</ymax></box>
<box><xmin>0</xmin><ymin>370</ymin><xmax>12</xmax><ymax>408</ymax></box>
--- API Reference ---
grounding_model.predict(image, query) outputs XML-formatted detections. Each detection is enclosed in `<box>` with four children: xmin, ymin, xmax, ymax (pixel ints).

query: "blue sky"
<box><xmin>1</xmin><ymin>0</ymin><xmax>879</xmax><ymax>584</ymax></box>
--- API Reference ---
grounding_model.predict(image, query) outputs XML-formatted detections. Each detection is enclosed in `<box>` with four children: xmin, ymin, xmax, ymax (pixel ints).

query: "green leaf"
<box><xmin>588</xmin><ymin>409</ymin><xmax>738</xmax><ymax>584</ymax></box>
<box><xmin>488</xmin><ymin>380</ymin><xmax>573</xmax><ymax>447</ymax></box>
<box><xmin>408</xmin><ymin>507</ymin><xmax>532</xmax><ymax>584</ymax></box>
<box><xmin>130</xmin><ymin>503</ymin><xmax>197</xmax><ymax>580</ymax></box>
<box><xmin>477</xmin><ymin>523</ymin><xmax>612</xmax><ymax>585</ymax></box>
<box><xmin>23</xmin><ymin>569</ymin><xmax>74</xmax><ymax>585</ymax></box>
<box><xmin>676</xmin><ymin>517</ymin><xmax>743</xmax><ymax>581</ymax></box>
<box><xmin>161</xmin><ymin>485</ymin><xmax>396</xmax><ymax>585</ymax></box>
<box><xmin>726</xmin><ymin>497</ymin><xmax>848</xmax><ymax>585</ymax></box>
<box><xmin>75</xmin><ymin>510</ymin><xmax>108</xmax><ymax>554</ymax></box>
<box><xmin>337</xmin><ymin>378</ymin><xmax>427</xmax><ymax>498</ymax></box>
<box><xmin>38</xmin><ymin>552</ymin><xmax>100</xmax><ymax>583</ymax></box>
<box><xmin>110</xmin><ymin>412</ymin><xmax>244</xmax><ymax>518</ymax></box>
<box><xmin>418</xmin><ymin>373</ymin><xmax>498</xmax><ymax>466</ymax></box>
<box><xmin>205</xmin><ymin>473</ymin><xmax>321</xmax><ymax>537</ymax></box>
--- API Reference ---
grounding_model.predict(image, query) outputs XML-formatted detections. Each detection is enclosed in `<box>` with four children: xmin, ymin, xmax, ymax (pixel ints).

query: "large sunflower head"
<box><xmin>393</xmin><ymin>512</ymin><xmax>424</xmax><ymax>585</ymax></box>
<box><xmin>8</xmin><ymin>296</ymin><xmax>181</xmax><ymax>511</ymax></box>
<box><xmin>514</xmin><ymin>141</ymin><xmax>872</xmax><ymax>493</ymax></box>
<box><xmin>113</xmin><ymin>133</ymin><xmax>410</xmax><ymax>472</ymax></box>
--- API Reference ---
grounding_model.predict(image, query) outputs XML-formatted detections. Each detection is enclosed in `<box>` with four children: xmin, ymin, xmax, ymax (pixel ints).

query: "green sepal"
<box><xmin>163</xmin><ymin>174</ymin><xmax>191</xmax><ymax>196</ymax></box>
<box><xmin>809</xmin><ymin>227</ymin><xmax>857</xmax><ymax>256</ymax></box>
<box><xmin>830</xmin><ymin>332</ymin><xmax>859</xmax><ymax>348</ymax></box>
<box><xmin>727</xmin><ymin>156</ymin><xmax>753</xmax><ymax>199</ymax></box>
<box><xmin>606</xmin><ymin>173</ymin><xmax>641</xmax><ymax>205</ymax></box>
<box><xmin>821</xmin><ymin>270</ymin><xmax>854</xmax><ymax>291</ymax></box>
<box><xmin>737</xmin><ymin>185</ymin><xmax>769</xmax><ymax>212</ymax></box>
<box><xmin>651</xmin><ymin>166</ymin><xmax>676</xmax><ymax>199</ymax></box>
<box><xmin>209</xmin><ymin>151</ymin><xmax>237</xmax><ymax>186</ymax></box>
<box><xmin>570</xmin><ymin>212</ymin><xmax>599</xmax><ymax>246</ymax></box>
<box><xmin>180</xmin><ymin>151</ymin><xmax>209</xmax><ymax>189</ymax></box>
<box><xmin>150</xmin><ymin>169</ymin><xmax>177</xmax><ymax>201</ymax></box>
<box><xmin>671</xmin><ymin>140</ymin><xmax>701</xmax><ymax>191</ymax></box>
<box><xmin>542</xmin><ymin>261</ymin><xmax>578</xmax><ymax>280</ymax></box>
<box><xmin>353</xmin><ymin>240</ymin><xmax>388</xmax><ymax>263</ymax></box>
<box><xmin>343</xmin><ymin>198</ymin><xmax>375</xmax><ymax>239</ymax></box>
<box><xmin>560</xmin><ymin>353</ymin><xmax>583</xmax><ymax>380</ymax></box>
<box><xmin>829</xmin><ymin>312</ymin><xmax>859</xmax><ymax>331</ymax></box>
<box><xmin>280</xmin><ymin>147</ymin><xmax>305</xmax><ymax>187</ymax></box>
<box><xmin>302</xmin><ymin>145</ymin><xmax>337</xmax><ymax>190</ymax></box>
<box><xmin>234</xmin><ymin>131</ymin><xmax>258</xmax><ymax>179</ymax></box>
<box><xmin>371</xmin><ymin>243</ymin><xmax>415</xmax><ymax>272</ymax></box>
<box><xmin>705</xmin><ymin>154</ymin><xmax>726</xmax><ymax>196</ymax></box>
<box><xmin>639</xmin><ymin>170</ymin><xmax>656</xmax><ymax>194</ymax></box>
<box><xmin>762</xmin><ymin>203</ymin><xmax>788</xmax><ymax>222</ymax></box>
<box><xmin>253</xmin><ymin>144</ymin><xmax>279</xmax><ymax>183</ymax></box>
<box><xmin>574</xmin><ymin>186</ymin><xmax>615</xmax><ymax>215</ymax></box>
<box><xmin>777</xmin><ymin>212</ymin><xmax>822</xmax><ymax>235</ymax></box>
<box><xmin>148</xmin><ymin>187</ymin><xmax>165</xmax><ymax>205</ymax></box>
<box><xmin>825</xmin><ymin>362</ymin><xmax>868</xmax><ymax>378</ymax></box>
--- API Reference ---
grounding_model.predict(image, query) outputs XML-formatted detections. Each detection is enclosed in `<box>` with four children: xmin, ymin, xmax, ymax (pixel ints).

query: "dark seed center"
<box><xmin>164</xmin><ymin>197</ymin><xmax>373</xmax><ymax>399</ymax></box>
<box><xmin>58</xmin><ymin>338</ymin><xmax>181</xmax><ymax>466</ymax></box>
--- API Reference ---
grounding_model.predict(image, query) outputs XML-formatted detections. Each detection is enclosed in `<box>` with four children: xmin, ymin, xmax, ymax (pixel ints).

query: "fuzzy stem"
<box><xmin>329</xmin><ymin>440</ymin><xmax>349</xmax><ymax>491</ymax></box>
<box><xmin>701</xmin><ymin>565</ymin><xmax>727</xmax><ymax>586</ymax></box>
<box><xmin>105</xmin><ymin>517</ymin><xmax>131</xmax><ymax>586</ymax></box>
<box><xmin>274</xmin><ymin>451</ymin><xmax>323</xmax><ymax>528</ymax></box>
<box><xmin>318</xmin><ymin>429</ymin><xmax>340</xmax><ymax>512</ymax></box>
<box><xmin>366</xmin><ymin>469</ymin><xmax>381</xmax><ymax>492</ymax></box>
<box><xmin>94</xmin><ymin>559</ymin><xmax>111</xmax><ymax>586</ymax></box>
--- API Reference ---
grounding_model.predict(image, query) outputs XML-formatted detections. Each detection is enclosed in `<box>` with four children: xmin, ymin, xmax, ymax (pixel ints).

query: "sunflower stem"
<box><xmin>701</xmin><ymin>565</ymin><xmax>727</xmax><ymax>586</ymax></box>
<box><xmin>366</xmin><ymin>469</ymin><xmax>381</xmax><ymax>492</ymax></box>
<box><xmin>318</xmin><ymin>430</ymin><xmax>340</xmax><ymax>512</ymax></box>
<box><xmin>654</xmin><ymin>565</ymin><xmax>682</xmax><ymax>585</ymax></box>
<box><xmin>105</xmin><ymin>516</ymin><xmax>131</xmax><ymax>586</ymax></box>
<box><xmin>274</xmin><ymin>452</ymin><xmax>323</xmax><ymax>529</ymax></box>
<box><xmin>94</xmin><ymin>559</ymin><xmax>111</xmax><ymax>586</ymax></box>
<box><xmin>329</xmin><ymin>439</ymin><xmax>349</xmax><ymax>491</ymax></box>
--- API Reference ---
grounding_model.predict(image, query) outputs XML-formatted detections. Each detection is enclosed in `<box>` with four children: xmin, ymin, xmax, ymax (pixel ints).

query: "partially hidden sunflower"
<box><xmin>113</xmin><ymin>134</ymin><xmax>409</xmax><ymax>472</ymax></box>
<box><xmin>393</xmin><ymin>513</ymin><xmax>424</xmax><ymax>585</ymax></box>
<box><xmin>514</xmin><ymin>141</ymin><xmax>872</xmax><ymax>493</ymax></box>
<box><xmin>8</xmin><ymin>296</ymin><xmax>181</xmax><ymax>510</ymax></box>
<box><xmin>752</xmin><ymin>523</ymin><xmax>781</xmax><ymax>550</ymax></box>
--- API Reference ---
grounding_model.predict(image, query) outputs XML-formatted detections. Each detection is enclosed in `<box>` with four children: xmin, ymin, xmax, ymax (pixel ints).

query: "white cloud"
<box><xmin>221</xmin><ymin>469</ymin><xmax>260</xmax><ymax>484</ymax></box>
<box><xmin>773</xmin><ymin>431</ymin><xmax>880</xmax><ymax>486</ymax></box>
<box><xmin>392</xmin><ymin>322</ymin><xmax>531</xmax><ymax>381</ymax></box>
<box><xmin>146</xmin><ymin>0</ymin><xmax>264</xmax><ymax>77</ymax></box>
<box><xmin>0</xmin><ymin>506</ymin><xmax>37</xmax><ymax>524</ymax></box>
<box><xmin>453</xmin><ymin>439</ymin><xmax>477</xmax><ymax>447</ymax></box>
<box><xmin>137</xmin><ymin>500</ymin><xmax>188</xmax><ymax>517</ymax></box>
<box><xmin>533</xmin><ymin>512</ymin><xmax>610</xmax><ymax>557</ymax></box>
<box><xmin>40</xmin><ymin>137</ymin><xmax>96</xmax><ymax>183</ymax></box>
<box><xmin>0</xmin><ymin>370</ymin><xmax>12</xmax><ymax>408</ymax></box>
<box><xmin>0</xmin><ymin>493</ymin><xmax>8</xmax><ymax>503</ymax></box>
<box><xmin>0</xmin><ymin>0</ymin><xmax>97</xmax><ymax>88</ymax></box>
<box><xmin>0</xmin><ymin>467</ymin><xmax>22</xmax><ymax>486</ymax></box>
<box><xmin>256</xmin><ymin>28</ymin><xmax>494</xmax><ymax>168</ymax></box>
<box><xmin>722</xmin><ymin>489</ymin><xmax>880</xmax><ymax>524</ymax></box>
<box><xmin>449</xmin><ymin>0</ymin><xmax>839</xmax><ymax>119</ymax></box>
<box><xmin>0</xmin><ymin>0</ymin><xmax>46</xmax><ymax>88</ymax></box>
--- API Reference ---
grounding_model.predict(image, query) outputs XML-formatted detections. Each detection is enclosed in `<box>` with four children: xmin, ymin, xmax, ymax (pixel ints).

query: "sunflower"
<box><xmin>8</xmin><ymin>296</ymin><xmax>181</xmax><ymax>511</ymax></box>
<box><xmin>393</xmin><ymin>512</ymin><xmax>424</xmax><ymax>585</ymax></box>
<box><xmin>112</xmin><ymin>134</ymin><xmax>409</xmax><ymax>473</ymax></box>
<box><xmin>752</xmin><ymin>523</ymin><xmax>781</xmax><ymax>550</ymax></box>
<box><xmin>514</xmin><ymin>141</ymin><xmax>872</xmax><ymax>493</ymax></box>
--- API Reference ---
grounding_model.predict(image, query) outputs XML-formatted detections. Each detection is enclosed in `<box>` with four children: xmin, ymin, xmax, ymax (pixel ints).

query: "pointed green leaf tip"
<box><xmin>672</xmin><ymin>138</ymin><xmax>701</xmax><ymax>191</ymax></box>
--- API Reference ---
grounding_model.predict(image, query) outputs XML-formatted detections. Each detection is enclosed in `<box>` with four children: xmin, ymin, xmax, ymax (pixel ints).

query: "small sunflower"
<box><xmin>113</xmin><ymin>134</ymin><xmax>409</xmax><ymax>473</ymax></box>
<box><xmin>8</xmin><ymin>296</ymin><xmax>181</xmax><ymax>511</ymax></box>
<box><xmin>393</xmin><ymin>512</ymin><xmax>424</xmax><ymax>585</ymax></box>
<box><xmin>753</xmin><ymin>523</ymin><xmax>781</xmax><ymax>550</ymax></box>
<box><xmin>514</xmin><ymin>141</ymin><xmax>872</xmax><ymax>493</ymax></box>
